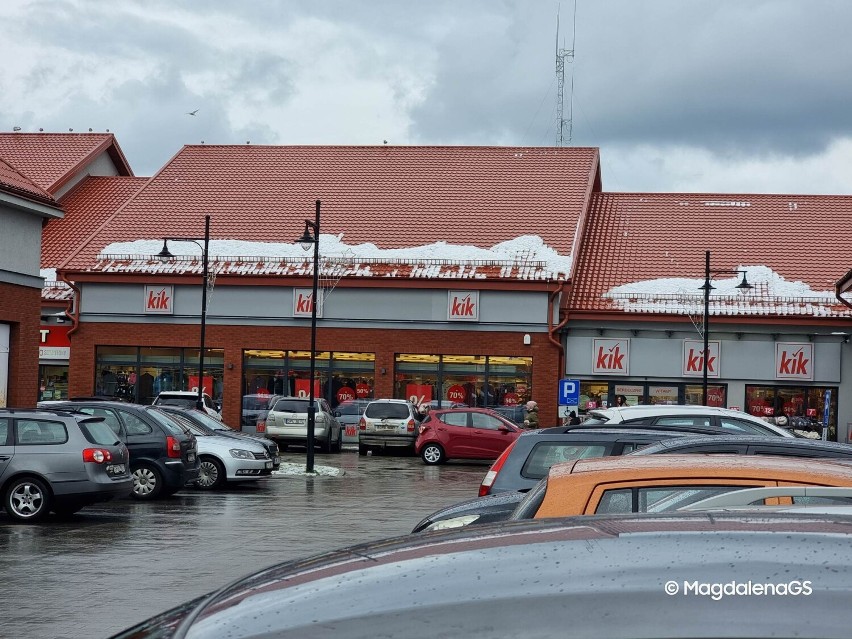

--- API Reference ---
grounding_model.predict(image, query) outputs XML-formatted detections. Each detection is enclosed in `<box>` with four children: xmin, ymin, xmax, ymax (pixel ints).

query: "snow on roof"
<box><xmin>604</xmin><ymin>266</ymin><xmax>845</xmax><ymax>317</ymax></box>
<box><xmin>89</xmin><ymin>235</ymin><xmax>572</xmax><ymax>281</ymax></box>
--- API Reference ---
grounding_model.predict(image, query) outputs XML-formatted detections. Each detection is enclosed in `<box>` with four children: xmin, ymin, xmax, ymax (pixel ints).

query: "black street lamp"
<box><xmin>699</xmin><ymin>250</ymin><xmax>752</xmax><ymax>405</ymax></box>
<box><xmin>296</xmin><ymin>200</ymin><xmax>321</xmax><ymax>473</ymax></box>
<box><xmin>157</xmin><ymin>215</ymin><xmax>211</xmax><ymax>412</ymax></box>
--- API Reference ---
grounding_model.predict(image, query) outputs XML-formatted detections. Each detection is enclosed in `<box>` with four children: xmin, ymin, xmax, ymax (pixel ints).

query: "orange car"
<box><xmin>516</xmin><ymin>454</ymin><xmax>852</xmax><ymax>519</ymax></box>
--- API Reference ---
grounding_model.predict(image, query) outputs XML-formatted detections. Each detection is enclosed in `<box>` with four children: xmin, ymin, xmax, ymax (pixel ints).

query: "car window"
<box><xmin>0</xmin><ymin>417</ymin><xmax>9</xmax><ymax>445</ymax></box>
<box><xmin>16</xmin><ymin>419</ymin><xmax>68</xmax><ymax>445</ymax></box>
<box><xmin>441</xmin><ymin>412</ymin><xmax>468</xmax><ymax>427</ymax></box>
<box><xmin>472</xmin><ymin>413</ymin><xmax>505</xmax><ymax>430</ymax></box>
<box><xmin>117</xmin><ymin>410</ymin><xmax>154</xmax><ymax>435</ymax></box>
<box><xmin>521</xmin><ymin>442</ymin><xmax>609</xmax><ymax>479</ymax></box>
<box><xmin>596</xmin><ymin>485</ymin><xmax>746</xmax><ymax>514</ymax></box>
<box><xmin>176</xmin><ymin>409</ymin><xmax>226</xmax><ymax>431</ymax></box>
<box><xmin>147</xmin><ymin>409</ymin><xmax>192</xmax><ymax>436</ymax></box>
<box><xmin>79</xmin><ymin>420</ymin><xmax>121</xmax><ymax>446</ymax></box>
<box><xmin>337</xmin><ymin>402</ymin><xmax>367</xmax><ymax>416</ymax></box>
<box><xmin>156</xmin><ymin>397</ymin><xmax>197</xmax><ymax>409</ymax></box>
<box><xmin>719</xmin><ymin>417</ymin><xmax>775</xmax><ymax>435</ymax></box>
<box><xmin>662</xmin><ymin>445</ymin><xmax>746</xmax><ymax>455</ymax></box>
<box><xmin>365</xmin><ymin>403</ymin><xmax>411</xmax><ymax>419</ymax></box>
<box><xmin>75</xmin><ymin>407</ymin><xmax>123</xmax><ymax>436</ymax></box>
<box><xmin>273</xmin><ymin>399</ymin><xmax>315</xmax><ymax>413</ymax></box>
<box><xmin>654</xmin><ymin>416</ymin><xmax>712</xmax><ymax>427</ymax></box>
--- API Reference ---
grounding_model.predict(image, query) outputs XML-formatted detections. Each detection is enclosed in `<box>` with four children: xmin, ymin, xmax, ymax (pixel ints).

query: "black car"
<box><xmin>110</xmin><ymin>512</ymin><xmax>852</xmax><ymax>639</ymax></box>
<box><xmin>158</xmin><ymin>406</ymin><xmax>281</xmax><ymax>470</ymax></box>
<box><xmin>44</xmin><ymin>401</ymin><xmax>200</xmax><ymax>500</ymax></box>
<box><xmin>630</xmin><ymin>434</ymin><xmax>852</xmax><ymax>458</ymax></box>
<box><xmin>241</xmin><ymin>394</ymin><xmax>283</xmax><ymax>432</ymax></box>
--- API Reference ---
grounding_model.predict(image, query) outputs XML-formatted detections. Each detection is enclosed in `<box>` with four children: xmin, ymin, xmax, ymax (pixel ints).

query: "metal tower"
<box><xmin>556</xmin><ymin>2</ymin><xmax>577</xmax><ymax>147</ymax></box>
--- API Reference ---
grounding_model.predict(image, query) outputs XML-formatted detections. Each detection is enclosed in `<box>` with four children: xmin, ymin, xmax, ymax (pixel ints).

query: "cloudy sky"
<box><xmin>3</xmin><ymin>0</ymin><xmax>851</xmax><ymax>194</ymax></box>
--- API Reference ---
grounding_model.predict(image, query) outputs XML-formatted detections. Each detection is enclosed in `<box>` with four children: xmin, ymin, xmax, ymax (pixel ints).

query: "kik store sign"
<box><xmin>682</xmin><ymin>339</ymin><xmax>720</xmax><ymax>378</ymax></box>
<box><xmin>293</xmin><ymin>288</ymin><xmax>324</xmax><ymax>318</ymax></box>
<box><xmin>447</xmin><ymin>291</ymin><xmax>479</xmax><ymax>322</ymax></box>
<box><xmin>592</xmin><ymin>338</ymin><xmax>629</xmax><ymax>375</ymax></box>
<box><xmin>775</xmin><ymin>342</ymin><xmax>813</xmax><ymax>381</ymax></box>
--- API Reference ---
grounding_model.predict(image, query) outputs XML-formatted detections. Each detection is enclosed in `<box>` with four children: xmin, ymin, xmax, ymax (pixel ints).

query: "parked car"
<box><xmin>580</xmin><ymin>404</ymin><xmax>796</xmax><ymax>437</ymax></box>
<box><xmin>413</xmin><ymin>431</ymin><xmax>852</xmax><ymax>533</ymax></box>
<box><xmin>110</xmin><ymin>511</ymin><xmax>852</xmax><ymax>639</ymax></box>
<box><xmin>158</xmin><ymin>406</ymin><xmax>280</xmax><ymax>470</ymax></box>
<box><xmin>264</xmin><ymin>396</ymin><xmax>343</xmax><ymax>453</ymax></box>
<box><xmin>43</xmin><ymin>401</ymin><xmax>200</xmax><ymax>500</ymax></box>
<box><xmin>241</xmin><ymin>393</ymin><xmax>283</xmax><ymax>433</ymax></box>
<box><xmin>164</xmin><ymin>412</ymin><xmax>273</xmax><ymax>490</ymax></box>
<box><xmin>489</xmin><ymin>404</ymin><xmax>526</xmax><ymax>426</ymax></box>
<box><xmin>152</xmin><ymin>391</ymin><xmax>222</xmax><ymax>421</ymax></box>
<box><xmin>336</xmin><ymin>399</ymin><xmax>373</xmax><ymax>444</ymax></box>
<box><xmin>414</xmin><ymin>407</ymin><xmax>523</xmax><ymax>465</ymax></box>
<box><xmin>0</xmin><ymin>408</ymin><xmax>132</xmax><ymax>522</ymax></box>
<box><xmin>511</xmin><ymin>454</ymin><xmax>852</xmax><ymax>520</ymax></box>
<box><xmin>358</xmin><ymin>399</ymin><xmax>420</xmax><ymax>455</ymax></box>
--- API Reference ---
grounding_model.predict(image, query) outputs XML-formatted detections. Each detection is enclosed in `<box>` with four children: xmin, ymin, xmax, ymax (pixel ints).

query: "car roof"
<box><xmin>517</xmin><ymin>428</ymin><xmax>689</xmax><ymax>441</ymax></box>
<box><xmin>636</xmin><ymin>435</ymin><xmax>852</xmax><ymax>453</ymax></box>
<box><xmin>539</xmin><ymin>423</ymin><xmax>738</xmax><ymax>436</ymax></box>
<box><xmin>590</xmin><ymin>405</ymin><xmax>755</xmax><ymax>419</ymax></box>
<box><xmin>149</xmin><ymin>513</ymin><xmax>852</xmax><ymax>639</ymax></box>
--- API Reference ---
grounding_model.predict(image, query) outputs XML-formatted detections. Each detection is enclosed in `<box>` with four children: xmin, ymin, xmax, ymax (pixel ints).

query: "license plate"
<box><xmin>107</xmin><ymin>464</ymin><xmax>125</xmax><ymax>474</ymax></box>
<box><xmin>265</xmin><ymin>461</ymin><xmax>273</xmax><ymax>469</ymax></box>
<box><xmin>188</xmin><ymin>452</ymin><xmax>196</xmax><ymax>462</ymax></box>
<box><xmin>285</xmin><ymin>419</ymin><xmax>304</xmax><ymax>425</ymax></box>
<box><xmin>273</xmin><ymin>456</ymin><xmax>280</xmax><ymax>464</ymax></box>
<box><xmin>378</xmin><ymin>425</ymin><xmax>397</xmax><ymax>430</ymax></box>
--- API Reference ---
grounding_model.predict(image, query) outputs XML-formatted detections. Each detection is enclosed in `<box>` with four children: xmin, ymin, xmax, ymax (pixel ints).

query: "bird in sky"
<box><xmin>187</xmin><ymin>109</ymin><xmax>199</xmax><ymax>116</ymax></box>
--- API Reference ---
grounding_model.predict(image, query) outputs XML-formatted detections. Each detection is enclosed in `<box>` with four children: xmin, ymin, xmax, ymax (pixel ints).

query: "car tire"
<box><xmin>332</xmin><ymin>430</ymin><xmax>343</xmax><ymax>454</ymax></box>
<box><xmin>4</xmin><ymin>476</ymin><xmax>52</xmax><ymax>522</ymax></box>
<box><xmin>358</xmin><ymin>444</ymin><xmax>369</xmax><ymax>456</ymax></box>
<box><xmin>131</xmin><ymin>463</ymin><xmax>164</xmax><ymax>500</ymax></box>
<box><xmin>196</xmin><ymin>456</ymin><xmax>226</xmax><ymax>490</ymax></box>
<box><xmin>320</xmin><ymin>437</ymin><xmax>332</xmax><ymax>454</ymax></box>
<box><xmin>421</xmin><ymin>443</ymin><xmax>445</xmax><ymax>465</ymax></box>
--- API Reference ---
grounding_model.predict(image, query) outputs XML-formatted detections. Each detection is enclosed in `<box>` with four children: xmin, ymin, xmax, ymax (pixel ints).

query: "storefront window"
<box><xmin>746</xmin><ymin>384</ymin><xmax>836</xmax><ymax>440</ymax></box>
<box><xmin>328</xmin><ymin>352</ymin><xmax>375</xmax><ymax>406</ymax></box>
<box><xmin>38</xmin><ymin>365</ymin><xmax>68</xmax><ymax>401</ymax></box>
<box><xmin>394</xmin><ymin>354</ymin><xmax>532</xmax><ymax>408</ymax></box>
<box><xmin>648</xmin><ymin>384</ymin><xmax>679</xmax><ymax>406</ymax></box>
<box><xmin>579</xmin><ymin>381</ymin><xmax>609</xmax><ymax>412</ymax></box>
<box><xmin>613</xmin><ymin>384</ymin><xmax>644</xmax><ymax>407</ymax></box>
<box><xmin>578</xmin><ymin>381</ymin><xmax>730</xmax><ymax>414</ymax></box>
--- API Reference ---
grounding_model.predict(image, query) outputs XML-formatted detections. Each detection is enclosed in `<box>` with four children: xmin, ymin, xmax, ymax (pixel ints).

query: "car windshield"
<box><xmin>243</xmin><ymin>396</ymin><xmax>275</xmax><ymax>411</ymax></box>
<box><xmin>272</xmin><ymin>399</ymin><xmax>316</xmax><ymax>413</ymax></box>
<box><xmin>155</xmin><ymin>396</ymin><xmax>197</xmax><ymax>409</ymax></box>
<box><xmin>337</xmin><ymin>402</ymin><xmax>367</xmax><ymax>416</ymax></box>
<box><xmin>581</xmin><ymin>411</ymin><xmax>610</xmax><ymax>425</ymax></box>
<box><xmin>146</xmin><ymin>408</ymin><xmax>193</xmax><ymax>436</ymax></box>
<box><xmin>184</xmin><ymin>410</ymin><xmax>231</xmax><ymax>431</ymax></box>
<box><xmin>365</xmin><ymin>403</ymin><xmax>411</xmax><ymax>419</ymax></box>
<box><xmin>78</xmin><ymin>420</ymin><xmax>121</xmax><ymax>446</ymax></box>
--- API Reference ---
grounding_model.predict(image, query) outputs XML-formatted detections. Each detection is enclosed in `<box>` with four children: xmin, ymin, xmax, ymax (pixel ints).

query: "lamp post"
<box><xmin>699</xmin><ymin>250</ymin><xmax>752</xmax><ymax>405</ymax></box>
<box><xmin>157</xmin><ymin>215</ymin><xmax>211</xmax><ymax>412</ymax></box>
<box><xmin>296</xmin><ymin>200</ymin><xmax>321</xmax><ymax>473</ymax></box>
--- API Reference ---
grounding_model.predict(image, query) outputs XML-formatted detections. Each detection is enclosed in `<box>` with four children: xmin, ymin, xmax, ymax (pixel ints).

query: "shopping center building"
<box><xmin>3</xmin><ymin>132</ymin><xmax>852</xmax><ymax>439</ymax></box>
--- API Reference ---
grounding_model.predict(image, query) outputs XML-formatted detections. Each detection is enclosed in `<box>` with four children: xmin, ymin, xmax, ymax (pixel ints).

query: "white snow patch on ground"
<box><xmin>271</xmin><ymin>462</ymin><xmax>344</xmax><ymax>477</ymax></box>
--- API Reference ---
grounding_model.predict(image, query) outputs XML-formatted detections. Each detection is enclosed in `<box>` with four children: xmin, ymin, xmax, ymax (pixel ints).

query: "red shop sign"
<box><xmin>295</xmin><ymin>379</ymin><xmax>322</xmax><ymax>398</ymax></box>
<box><xmin>188</xmin><ymin>376</ymin><xmax>215</xmax><ymax>396</ymax></box>
<box><xmin>447</xmin><ymin>385</ymin><xmax>466</xmax><ymax>403</ymax></box>
<box><xmin>355</xmin><ymin>383</ymin><xmax>372</xmax><ymax>399</ymax></box>
<box><xmin>502</xmin><ymin>392</ymin><xmax>520</xmax><ymax>406</ymax></box>
<box><xmin>337</xmin><ymin>387</ymin><xmax>356</xmax><ymax>403</ymax></box>
<box><xmin>406</xmin><ymin>384</ymin><xmax>433</xmax><ymax>407</ymax></box>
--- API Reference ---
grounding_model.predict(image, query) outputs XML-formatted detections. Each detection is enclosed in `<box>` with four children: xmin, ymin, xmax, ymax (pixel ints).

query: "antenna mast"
<box><xmin>556</xmin><ymin>1</ymin><xmax>577</xmax><ymax>147</ymax></box>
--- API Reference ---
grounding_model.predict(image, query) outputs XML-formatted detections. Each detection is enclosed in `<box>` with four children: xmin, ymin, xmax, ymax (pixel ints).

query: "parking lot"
<box><xmin>0</xmin><ymin>450</ymin><xmax>488</xmax><ymax>639</ymax></box>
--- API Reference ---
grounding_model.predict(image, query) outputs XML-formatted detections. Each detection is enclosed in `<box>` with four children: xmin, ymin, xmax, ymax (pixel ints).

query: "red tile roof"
<box><xmin>0</xmin><ymin>158</ymin><xmax>57</xmax><ymax>206</ymax></box>
<box><xmin>59</xmin><ymin>145</ymin><xmax>601</xmax><ymax>272</ymax></box>
<box><xmin>0</xmin><ymin>133</ymin><xmax>133</xmax><ymax>194</ymax></box>
<box><xmin>570</xmin><ymin>192</ymin><xmax>852</xmax><ymax>317</ymax></box>
<box><xmin>42</xmin><ymin>176</ymin><xmax>149</xmax><ymax>267</ymax></box>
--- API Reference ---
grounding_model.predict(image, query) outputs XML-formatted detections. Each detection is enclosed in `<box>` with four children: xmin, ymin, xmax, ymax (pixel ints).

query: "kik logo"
<box><xmin>295</xmin><ymin>292</ymin><xmax>314</xmax><ymax>314</ymax></box>
<box><xmin>685</xmin><ymin>348</ymin><xmax>716</xmax><ymax>373</ymax></box>
<box><xmin>451</xmin><ymin>294</ymin><xmax>476</xmax><ymax>317</ymax></box>
<box><xmin>596</xmin><ymin>344</ymin><xmax>625</xmax><ymax>370</ymax></box>
<box><xmin>147</xmin><ymin>288</ymin><xmax>171</xmax><ymax>310</ymax></box>
<box><xmin>779</xmin><ymin>348</ymin><xmax>809</xmax><ymax>376</ymax></box>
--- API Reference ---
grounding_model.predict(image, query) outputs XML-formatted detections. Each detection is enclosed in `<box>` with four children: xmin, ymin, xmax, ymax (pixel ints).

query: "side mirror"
<box><xmin>332</xmin><ymin>410</ymin><xmax>341</xmax><ymax>417</ymax></box>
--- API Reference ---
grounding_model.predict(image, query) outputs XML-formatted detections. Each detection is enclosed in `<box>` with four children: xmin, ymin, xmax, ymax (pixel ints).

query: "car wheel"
<box><xmin>4</xmin><ymin>476</ymin><xmax>51</xmax><ymax>522</ymax></box>
<box><xmin>131</xmin><ymin>463</ymin><xmax>164</xmax><ymax>500</ymax></box>
<box><xmin>358</xmin><ymin>444</ymin><xmax>369</xmax><ymax>456</ymax></box>
<box><xmin>196</xmin><ymin>456</ymin><xmax>226</xmax><ymax>490</ymax></box>
<box><xmin>332</xmin><ymin>430</ymin><xmax>343</xmax><ymax>454</ymax></box>
<box><xmin>320</xmin><ymin>436</ymin><xmax>332</xmax><ymax>454</ymax></box>
<box><xmin>421</xmin><ymin>443</ymin><xmax>445</xmax><ymax>465</ymax></box>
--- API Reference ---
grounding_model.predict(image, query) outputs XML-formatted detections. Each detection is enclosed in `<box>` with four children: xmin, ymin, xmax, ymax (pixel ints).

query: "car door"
<box><xmin>0</xmin><ymin>417</ymin><xmax>12</xmax><ymax>482</ymax></box>
<box><xmin>469</xmin><ymin>412</ymin><xmax>517</xmax><ymax>458</ymax></box>
<box><xmin>436</xmin><ymin>411</ymin><xmax>471</xmax><ymax>457</ymax></box>
<box><xmin>114</xmin><ymin>407</ymin><xmax>162</xmax><ymax>464</ymax></box>
<box><xmin>72</xmin><ymin>406</ymin><xmax>127</xmax><ymax>442</ymax></box>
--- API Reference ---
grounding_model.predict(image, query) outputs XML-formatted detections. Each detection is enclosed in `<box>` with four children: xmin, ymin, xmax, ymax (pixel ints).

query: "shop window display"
<box><xmin>746</xmin><ymin>384</ymin><xmax>836</xmax><ymax>440</ymax></box>
<box><xmin>38</xmin><ymin>365</ymin><xmax>69</xmax><ymax>401</ymax></box>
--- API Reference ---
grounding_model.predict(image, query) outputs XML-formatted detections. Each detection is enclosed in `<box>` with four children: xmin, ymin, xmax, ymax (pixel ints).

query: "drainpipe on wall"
<box><xmin>835</xmin><ymin>274</ymin><xmax>852</xmax><ymax>311</ymax></box>
<box><xmin>58</xmin><ymin>272</ymin><xmax>81</xmax><ymax>336</ymax></box>
<box><xmin>548</xmin><ymin>279</ymin><xmax>570</xmax><ymax>376</ymax></box>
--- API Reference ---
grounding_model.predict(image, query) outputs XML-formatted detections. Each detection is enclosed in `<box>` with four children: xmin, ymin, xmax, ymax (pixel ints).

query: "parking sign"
<box><xmin>558</xmin><ymin>379</ymin><xmax>580</xmax><ymax>406</ymax></box>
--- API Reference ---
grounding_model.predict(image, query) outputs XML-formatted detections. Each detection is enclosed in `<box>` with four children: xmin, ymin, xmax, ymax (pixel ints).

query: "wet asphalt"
<box><xmin>0</xmin><ymin>449</ymin><xmax>488</xmax><ymax>639</ymax></box>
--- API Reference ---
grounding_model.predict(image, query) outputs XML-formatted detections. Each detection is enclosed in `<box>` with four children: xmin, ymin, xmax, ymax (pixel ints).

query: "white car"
<box><xmin>582</xmin><ymin>404</ymin><xmax>796</xmax><ymax>437</ymax></box>
<box><xmin>152</xmin><ymin>391</ymin><xmax>222</xmax><ymax>421</ymax></box>
<box><xmin>265</xmin><ymin>396</ymin><xmax>343</xmax><ymax>453</ymax></box>
<box><xmin>166</xmin><ymin>417</ymin><xmax>273</xmax><ymax>489</ymax></box>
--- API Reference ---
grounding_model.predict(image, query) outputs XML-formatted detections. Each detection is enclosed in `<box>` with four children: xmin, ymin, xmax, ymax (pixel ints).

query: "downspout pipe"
<box><xmin>548</xmin><ymin>279</ymin><xmax>570</xmax><ymax>376</ymax></box>
<box><xmin>58</xmin><ymin>271</ymin><xmax>81</xmax><ymax>336</ymax></box>
<box><xmin>835</xmin><ymin>271</ymin><xmax>852</xmax><ymax>311</ymax></box>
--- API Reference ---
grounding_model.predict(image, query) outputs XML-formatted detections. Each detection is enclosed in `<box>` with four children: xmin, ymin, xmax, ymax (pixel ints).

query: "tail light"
<box><xmin>479</xmin><ymin>440</ymin><xmax>516</xmax><ymax>497</ymax></box>
<box><xmin>359</xmin><ymin>417</ymin><xmax>367</xmax><ymax>431</ymax></box>
<box><xmin>166</xmin><ymin>435</ymin><xmax>182</xmax><ymax>459</ymax></box>
<box><xmin>406</xmin><ymin>419</ymin><xmax>416</xmax><ymax>432</ymax></box>
<box><xmin>83</xmin><ymin>448</ymin><xmax>112</xmax><ymax>464</ymax></box>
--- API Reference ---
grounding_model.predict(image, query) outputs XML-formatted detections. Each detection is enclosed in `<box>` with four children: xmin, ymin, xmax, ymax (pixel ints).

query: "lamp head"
<box><xmin>297</xmin><ymin>226</ymin><xmax>315</xmax><ymax>252</ymax></box>
<box><xmin>156</xmin><ymin>240</ymin><xmax>174</xmax><ymax>263</ymax></box>
<box><xmin>735</xmin><ymin>272</ymin><xmax>753</xmax><ymax>290</ymax></box>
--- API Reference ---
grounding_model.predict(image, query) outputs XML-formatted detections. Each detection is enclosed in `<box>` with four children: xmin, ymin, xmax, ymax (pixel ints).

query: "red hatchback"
<box><xmin>415</xmin><ymin>408</ymin><xmax>523</xmax><ymax>465</ymax></box>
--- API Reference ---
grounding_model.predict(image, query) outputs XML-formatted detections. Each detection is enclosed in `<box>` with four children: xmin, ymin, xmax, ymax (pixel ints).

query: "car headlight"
<box><xmin>424</xmin><ymin>514</ymin><xmax>481</xmax><ymax>532</ymax></box>
<box><xmin>229</xmin><ymin>449</ymin><xmax>255</xmax><ymax>459</ymax></box>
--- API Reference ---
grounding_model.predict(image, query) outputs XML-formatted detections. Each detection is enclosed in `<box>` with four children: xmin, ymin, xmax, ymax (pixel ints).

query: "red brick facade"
<box><xmin>0</xmin><ymin>281</ymin><xmax>41</xmax><ymax>407</ymax></box>
<box><xmin>68</xmin><ymin>322</ymin><xmax>560</xmax><ymax>427</ymax></box>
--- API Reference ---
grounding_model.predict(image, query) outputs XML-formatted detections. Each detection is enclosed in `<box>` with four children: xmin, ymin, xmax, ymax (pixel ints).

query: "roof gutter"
<box><xmin>548</xmin><ymin>279</ymin><xmax>570</xmax><ymax>375</ymax></box>
<box><xmin>836</xmin><ymin>269</ymin><xmax>852</xmax><ymax>311</ymax></box>
<box><xmin>58</xmin><ymin>271</ymin><xmax>81</xmax><ymax>336</ymax></box>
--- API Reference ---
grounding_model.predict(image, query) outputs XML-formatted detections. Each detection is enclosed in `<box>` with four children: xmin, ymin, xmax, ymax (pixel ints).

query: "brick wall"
<box><xmin>0</xmin><ymin>281</ymin><xmax>41</xmax><ymax>407</ymax></box>
<box><xmin>68</xmin><ymin>322</ymin><xmax>561</xmax><ymax>426</ymax></box>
